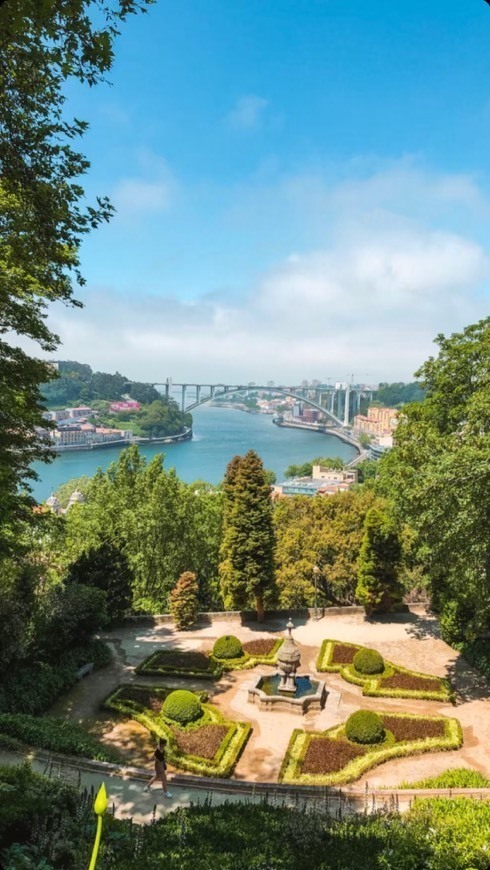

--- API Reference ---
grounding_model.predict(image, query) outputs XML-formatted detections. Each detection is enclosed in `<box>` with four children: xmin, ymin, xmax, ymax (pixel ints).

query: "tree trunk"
<box><xmin>256</xmin><ymin>594</ymin><xmax>265</xmax><ymax>623</ymax></box>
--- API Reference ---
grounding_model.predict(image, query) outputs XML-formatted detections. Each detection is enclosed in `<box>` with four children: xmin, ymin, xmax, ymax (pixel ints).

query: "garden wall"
<box><xmin>123</xmin><ymin>603</ymin><xmax>416</xmax><ymax>627</ymax></box>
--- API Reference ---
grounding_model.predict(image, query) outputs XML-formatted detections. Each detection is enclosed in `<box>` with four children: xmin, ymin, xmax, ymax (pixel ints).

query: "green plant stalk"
<box><xmin>88</xmin><ymin>814</ymin><xmax>102</xmax><ymax>870</ymax></box>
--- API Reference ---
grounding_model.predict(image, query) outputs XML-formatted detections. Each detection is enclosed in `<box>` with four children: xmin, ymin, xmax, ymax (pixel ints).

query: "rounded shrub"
<box><xmin>346</xmin><ymin>710</ymin><xmax>385</xmax><ymax>745</ymax></box>
<box><xmin>162</xmin><ymin>690</ymin><xmax>203</xmax><ymax>725</ymax></box>
<box><xmin>353</xmin><ymin>648</ymin><xmax>384</xmax><ymax>675</ymax></box>
<box><xmin>212</xmin><ymin>635</ymin><xmax>244</xmax><ymax>660</ymax></box>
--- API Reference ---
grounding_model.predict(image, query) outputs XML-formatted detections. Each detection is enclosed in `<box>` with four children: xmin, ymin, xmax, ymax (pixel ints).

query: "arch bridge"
<box><xmin>150</xmin><ymin>380</ymin><xmax>371</xmax><ymax>446</ymax></box>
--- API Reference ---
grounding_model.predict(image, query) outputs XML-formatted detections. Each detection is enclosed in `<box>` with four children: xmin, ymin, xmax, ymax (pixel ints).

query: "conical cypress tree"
<box><xmin>355</xmin><ymin>506</ymin><xmax>402</xmax><ymax>616</ymax></box>
<box><xmin>219</xmin><ymin>451</ymin><xmax>275</xmax><ymax>621</ymax></box>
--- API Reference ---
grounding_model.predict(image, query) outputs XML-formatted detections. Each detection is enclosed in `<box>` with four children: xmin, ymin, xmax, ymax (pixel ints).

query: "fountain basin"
<box><xmin>248</xmin><ymin>672</ymin><xmax>326</xmax><ymax>714</ymax></box>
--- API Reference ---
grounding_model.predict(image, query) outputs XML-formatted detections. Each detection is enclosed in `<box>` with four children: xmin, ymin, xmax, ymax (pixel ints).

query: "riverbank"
<box><xmin>52</xmin><ymin>426</ymin><xmax>192</xmax><ymax>453</ymax></box>
<box><xmin>31</xmin><ymin>406</ymin><xmax>358</xmax><ymax>501</ymax></box>
<box><xmin>273</xmin><ymin>419</ymin><xmax>361</xmax><ymax>451</ymax></box>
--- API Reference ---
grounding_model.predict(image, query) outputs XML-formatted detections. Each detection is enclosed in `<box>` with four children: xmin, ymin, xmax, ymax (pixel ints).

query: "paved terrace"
<box><xmin>19</xmin><ymin>606</ymin><xmax>487</xmax><ymax>821</ymax></box>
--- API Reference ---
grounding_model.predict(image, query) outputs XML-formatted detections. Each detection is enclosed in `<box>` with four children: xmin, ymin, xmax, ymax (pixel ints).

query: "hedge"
<box><xmin>136</xmin><ymin>639</ymin><xmax>284</xmax><ymax>678</ymax></box>
<box><xmin>0</xmin><ymin>714</ymin><xmax>119</xmax><ymax>762</ymax></box>
<box><xmin>280</xmin><ymin>713</ymin><xmax>463</xmax><ymax>786</ymax></box>
<box><xmin>316</xmin><ymin>640</ymin><xmax>454</xmax><ymax>702</ymax></box>
<box><xmin>345</xmin><ymin>711</ymin><xmax>385</xmax><ymax>744</ymax></box>
<box><xmin>162</xmin><ymin>690</ymin><xmax>203</xmax><ymax>724</ymax></box>
<box><xmin>105</xmin><ymin>684</ymin><xmax>251</xmax><ymax>777</ymax></box>
<box><xmin>398</xmin><ymin>767</ymin><xmax>490</xmax><ymax>789</ymax></box>
<box><xmin>4</xmin><ymin>768</ymin><xmax>490</xmax><ymax>870</ymax></box>
<box><xmin>0</xmin><ymin>639</ymin><xmax>113</xmax><ymax>716</ymax></box>
<box><xmin>212</xmin><ymin>635</ymin><xmax>244</xmax><ymax>659</ymax></box>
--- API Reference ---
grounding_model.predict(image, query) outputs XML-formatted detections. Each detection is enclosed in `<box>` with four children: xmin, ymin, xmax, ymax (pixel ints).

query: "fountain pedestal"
<box><xmin>247</xmin><ymin>620</ymin><xmax>326</xmax><ymax>713</ymax></box>
<box><xmin>277</xmin><ymin>619</ymin><xmax>301</xmax><ymax>693</ymax></box>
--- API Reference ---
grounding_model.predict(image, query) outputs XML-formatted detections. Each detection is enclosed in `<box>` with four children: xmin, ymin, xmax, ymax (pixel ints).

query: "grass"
<box><xmin>397</xmin><ymin>767</ymin><xmax>490</xmax><ymax>789</ymax></box>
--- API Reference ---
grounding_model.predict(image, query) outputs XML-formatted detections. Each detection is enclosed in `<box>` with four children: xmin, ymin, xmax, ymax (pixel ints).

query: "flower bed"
<box><xmin>280</xmin><ymin>712</ymin><xmax>463</xmax><ymax>786</ymax></box>
<box><xmin>136</xmin><ymin>638</ymin><xmax>283</xmax><ymax>678</ymax></box>
<box><xmin>242</xmin><ymin>638</ymin><xmax>278</xmax><ymax>657</ymax></box>
<box><xmin>104</xmin><ymin>684</ymin><xmax>251</xmax><ymax>777</ymax></box>
<box><xmin>135</xmin><ymin>649</ymin><xmax>223</xmax><ymax>679</ymax></box>
<box><xmin>316</xmin><ymin>640</ymin><xmax>454</xmax><ymax>702</ymax></box>
<box><xmin>173</xmin><ymin>724</ymin><xmax>229</xmax><ymax>759</ymax></box>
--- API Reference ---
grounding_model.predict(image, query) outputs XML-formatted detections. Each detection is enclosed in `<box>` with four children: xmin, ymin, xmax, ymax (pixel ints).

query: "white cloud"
<box><xmin>26</xmin><ymin>161</ymin><xmax>490</xmax><ymax>384</ymax></box>
<box><xmin>112</xmin><ymin>151</ymin><xmax>177</xmax><ymax>217</ymax></box>
<box><xmin>227</xmin><ymin>95</ymin><xmax>269</xmax><ymax>131</ymax></box>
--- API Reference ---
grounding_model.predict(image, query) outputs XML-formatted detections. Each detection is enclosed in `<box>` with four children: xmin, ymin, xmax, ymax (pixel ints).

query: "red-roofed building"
<box><xmin>110</xmin><ymin>401</ymin><xmax>141</xmax><ymax>413</ymax></box>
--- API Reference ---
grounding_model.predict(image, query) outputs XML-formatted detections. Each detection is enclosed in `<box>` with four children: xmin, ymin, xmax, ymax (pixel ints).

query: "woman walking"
<box><xmin>144</xmin><ymin>737</ymin><xmax>172</xmax><ymax>797</ymax></box>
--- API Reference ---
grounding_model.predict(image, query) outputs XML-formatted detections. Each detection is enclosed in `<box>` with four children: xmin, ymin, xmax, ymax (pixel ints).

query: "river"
<box><xmin>30</xmin><ymin>405</ymin><xmax>358</xmax><ymax>501</ymax></box>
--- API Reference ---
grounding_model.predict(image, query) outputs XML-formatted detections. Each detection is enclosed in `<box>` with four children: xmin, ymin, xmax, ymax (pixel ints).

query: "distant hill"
<box><xmin>372</xmin><ymin>381</ymin><xmax>426</xmax><ymax>407</ymax></box>
<box><xmin>41</xmin><ymin>361</ymin><xmax>162</xmax><ymax>407</ymax></box>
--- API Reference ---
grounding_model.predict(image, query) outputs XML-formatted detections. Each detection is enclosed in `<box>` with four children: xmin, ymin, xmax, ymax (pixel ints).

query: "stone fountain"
<box><xmin>248</xmin><ymin>620</ymin><xmax>326</xmax><ymax>714</ymax></box>
<box><xmin>276</xmin><ymin>618</ymin><xmax>301</xmax><ymax>692</ymax></box>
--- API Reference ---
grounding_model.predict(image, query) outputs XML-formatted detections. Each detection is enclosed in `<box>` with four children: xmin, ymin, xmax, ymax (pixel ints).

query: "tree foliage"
<box><xmin>374</xmin><ymin>381</ymin><xmax>426</xmax><ymax>407</ymax></box>
<box><xmin>355</xmin><ymin>506</ymin><xmax>402</xmax><ymax>615</ymax></box>
<box><xmin>0</xmin><ymin>1</ymin><xmax>151</xmax><ymax>553</ymax></box>
<box><xmin>169</xmin><ymin>571</ymin><xmax>200</xmax><ymax>629</ymax></box>
<box><xmin>56</xmin><ymin>445</ymin><xmax>222</xmax><ymax>612</ymax></box>
<box><xmin>274</xmin><ymin>488</ymin><xmax>378</xmax><ymax>607</ymax></box>
<box><xmin>378</xmin><ymin>317</ymin><xmax>490</xmax><ymax>641</ymax></box>
<box><xmin>219</xmin><ymin>451</ymin><xmax>276</xmax><ymax>620</ymax></box>
<box><xmin>65</xmin><ymin>541</ymin><xmax>133</xmax><ymax>622</ymax></box>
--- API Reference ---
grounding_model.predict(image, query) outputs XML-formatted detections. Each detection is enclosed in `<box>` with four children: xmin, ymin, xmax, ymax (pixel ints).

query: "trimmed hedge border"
<box><xmin>104</xmin><ymin>684</ymin><xmax>251</xmax><ymax>778</ymax></box>
<box><xmin>316</xmin><ymin>640</ymin><xmax>454</xmax><ymax>702</ymax></box>
<box><xmin>0</xmin><ymin>713</ymin><xmax>119</xmax><ymax>762</ymax></box>
<box><xmin>135</xmin><ymin>639</ymin><xmax>284</xmax><ymax>679</ymax></box>
<box><xmin>279</xmin><ymin>712</ymin><xmax>463</xmax><ymax>786</ymax></box>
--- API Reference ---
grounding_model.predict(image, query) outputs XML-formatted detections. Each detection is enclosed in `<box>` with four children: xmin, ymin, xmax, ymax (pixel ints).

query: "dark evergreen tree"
<box><xmin>65</xmin><ymin>542</ymin><xmax>133</xmax><ymax>622</ymax></box>
<box><xmin>355</xmin><ymin>506</ymin><xmax>402</xmax><ymax>615</ymax></box>
<box><xmin>219</xmin><ymin>451</ymin><xmax>276</xmax><ymax>622</ymax></box>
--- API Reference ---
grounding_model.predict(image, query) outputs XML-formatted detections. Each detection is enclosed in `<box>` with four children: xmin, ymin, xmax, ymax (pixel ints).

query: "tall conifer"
<box><xmin>355</xmin><ymin>506</ymin><xmax>402</xmax><ymax>615</ymax></box>
<box><xmin>219</xmin><ymin>451</ymin><xmax>275</xmax><ymax>621</ymax></box>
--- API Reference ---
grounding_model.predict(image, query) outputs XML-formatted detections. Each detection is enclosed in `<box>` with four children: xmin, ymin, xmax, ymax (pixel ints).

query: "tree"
<box><xmin>65</xmin><ymin>542</ymin><xmax>133</xmax><ymax>622</ymax></box>
<box><xmin>169</xmin><ymin>572</ymin><xmax>200</xmax><ymax>629</ymax></box>
<box><xmin>34</xmin><ymin>583</ymin><xmax>108</xmax><ymax>658</ymax></box>
<box><xmin>379</xmin><ymin>317</ymin><xmax>490</xmax><ymax>642</ymax></box>
<box><xmin>55</xmin><ymin>445</ymin><xmax>222</xmax><ymax>613</ymax></box>
<box><xmin>355</xmin><ymin>506</ymin><xmax>402</xmax><ymax>616</ymax></box>
<box><xmin>127</xmin><ymin>382</ymin><xmax>161</xmax><ymax>404</ymax></box>
<box><xmin>274</xmin><ymin>488</ymin><xmax>378</xmax><ymax>607</ymax></box>
<box><xmin>0</xmin><ymin>1</ymin><xmax>151</xmax><ymax>552</ymax></box>
<box><xmin>219</xmin><ymin>451</ymin><xmax>276</xmax><ymax>621</ymax></box>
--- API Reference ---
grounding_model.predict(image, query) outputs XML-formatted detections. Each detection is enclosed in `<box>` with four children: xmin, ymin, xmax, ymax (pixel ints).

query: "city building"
<box><xmin>272</xmin><ymin>466</ymin><xmax>358</xmax><ymax>498</ymax></box>
<box><xmin>311</xmin><ymin>466</ymin><xmax>358</xmax><ymax>484</ymax></box>
<box><xmin>369</xmin><ymin>434</ymin><xmax>394</xmax><ymax>459</ymax></box>
<box><xmin>110</xmin><ymin>400</ymin><xmax>141</xmax><ymax>412</ymax></box>
<box><xmin>353</xmin><ymin>406</ymin><xmax>398</xmax><ymax>437</ymax></box>
<box><xmin>66</xmin><ymin>406</ymin><xmax>92</xmax><ymax>419</ymax></box>
<box><xmin>46</xmin><ymin>490</ymin><xmax>86</xmax><ymax>515</ymax></box>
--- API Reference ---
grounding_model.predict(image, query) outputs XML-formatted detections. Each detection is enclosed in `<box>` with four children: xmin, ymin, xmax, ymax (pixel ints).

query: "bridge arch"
<box><xmin>185</xmin><ymin>385</ymin><xmax>344</xmax><ymax>426</ymax></box>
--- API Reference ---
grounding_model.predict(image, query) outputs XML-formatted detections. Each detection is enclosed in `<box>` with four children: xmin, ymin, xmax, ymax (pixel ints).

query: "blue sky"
<box><xmin>49</xmin><ymin>0</ymin><xmax>490</xmax><ymax>382</ymax></box>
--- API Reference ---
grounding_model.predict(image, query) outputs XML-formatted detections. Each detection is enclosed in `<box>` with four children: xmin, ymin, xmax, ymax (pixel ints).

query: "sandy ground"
<box><xmin>48</xmin><ymin>608</ymin><xmax>490</xmax><ymax>787</ymax></box>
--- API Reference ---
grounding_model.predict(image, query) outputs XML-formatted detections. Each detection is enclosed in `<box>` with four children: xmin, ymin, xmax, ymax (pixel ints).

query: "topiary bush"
<box><xmin>345</xmin><ymin>710</ymin><xmax>385</xmax><ymax>745</ymax></box>
<box><xmin>162</xmin><ymin>690</ymin><xmax>203</xmax><ymax>725</ymax></box>
<box><xmin>212</xmin><ymin>635</ymin><xmax>244</xmax><ymax>660</ymax></box>
<box><xmin>353</xmin><ymin>648</ymin><xmax>384</xmax><ymax>675</ymax></box>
